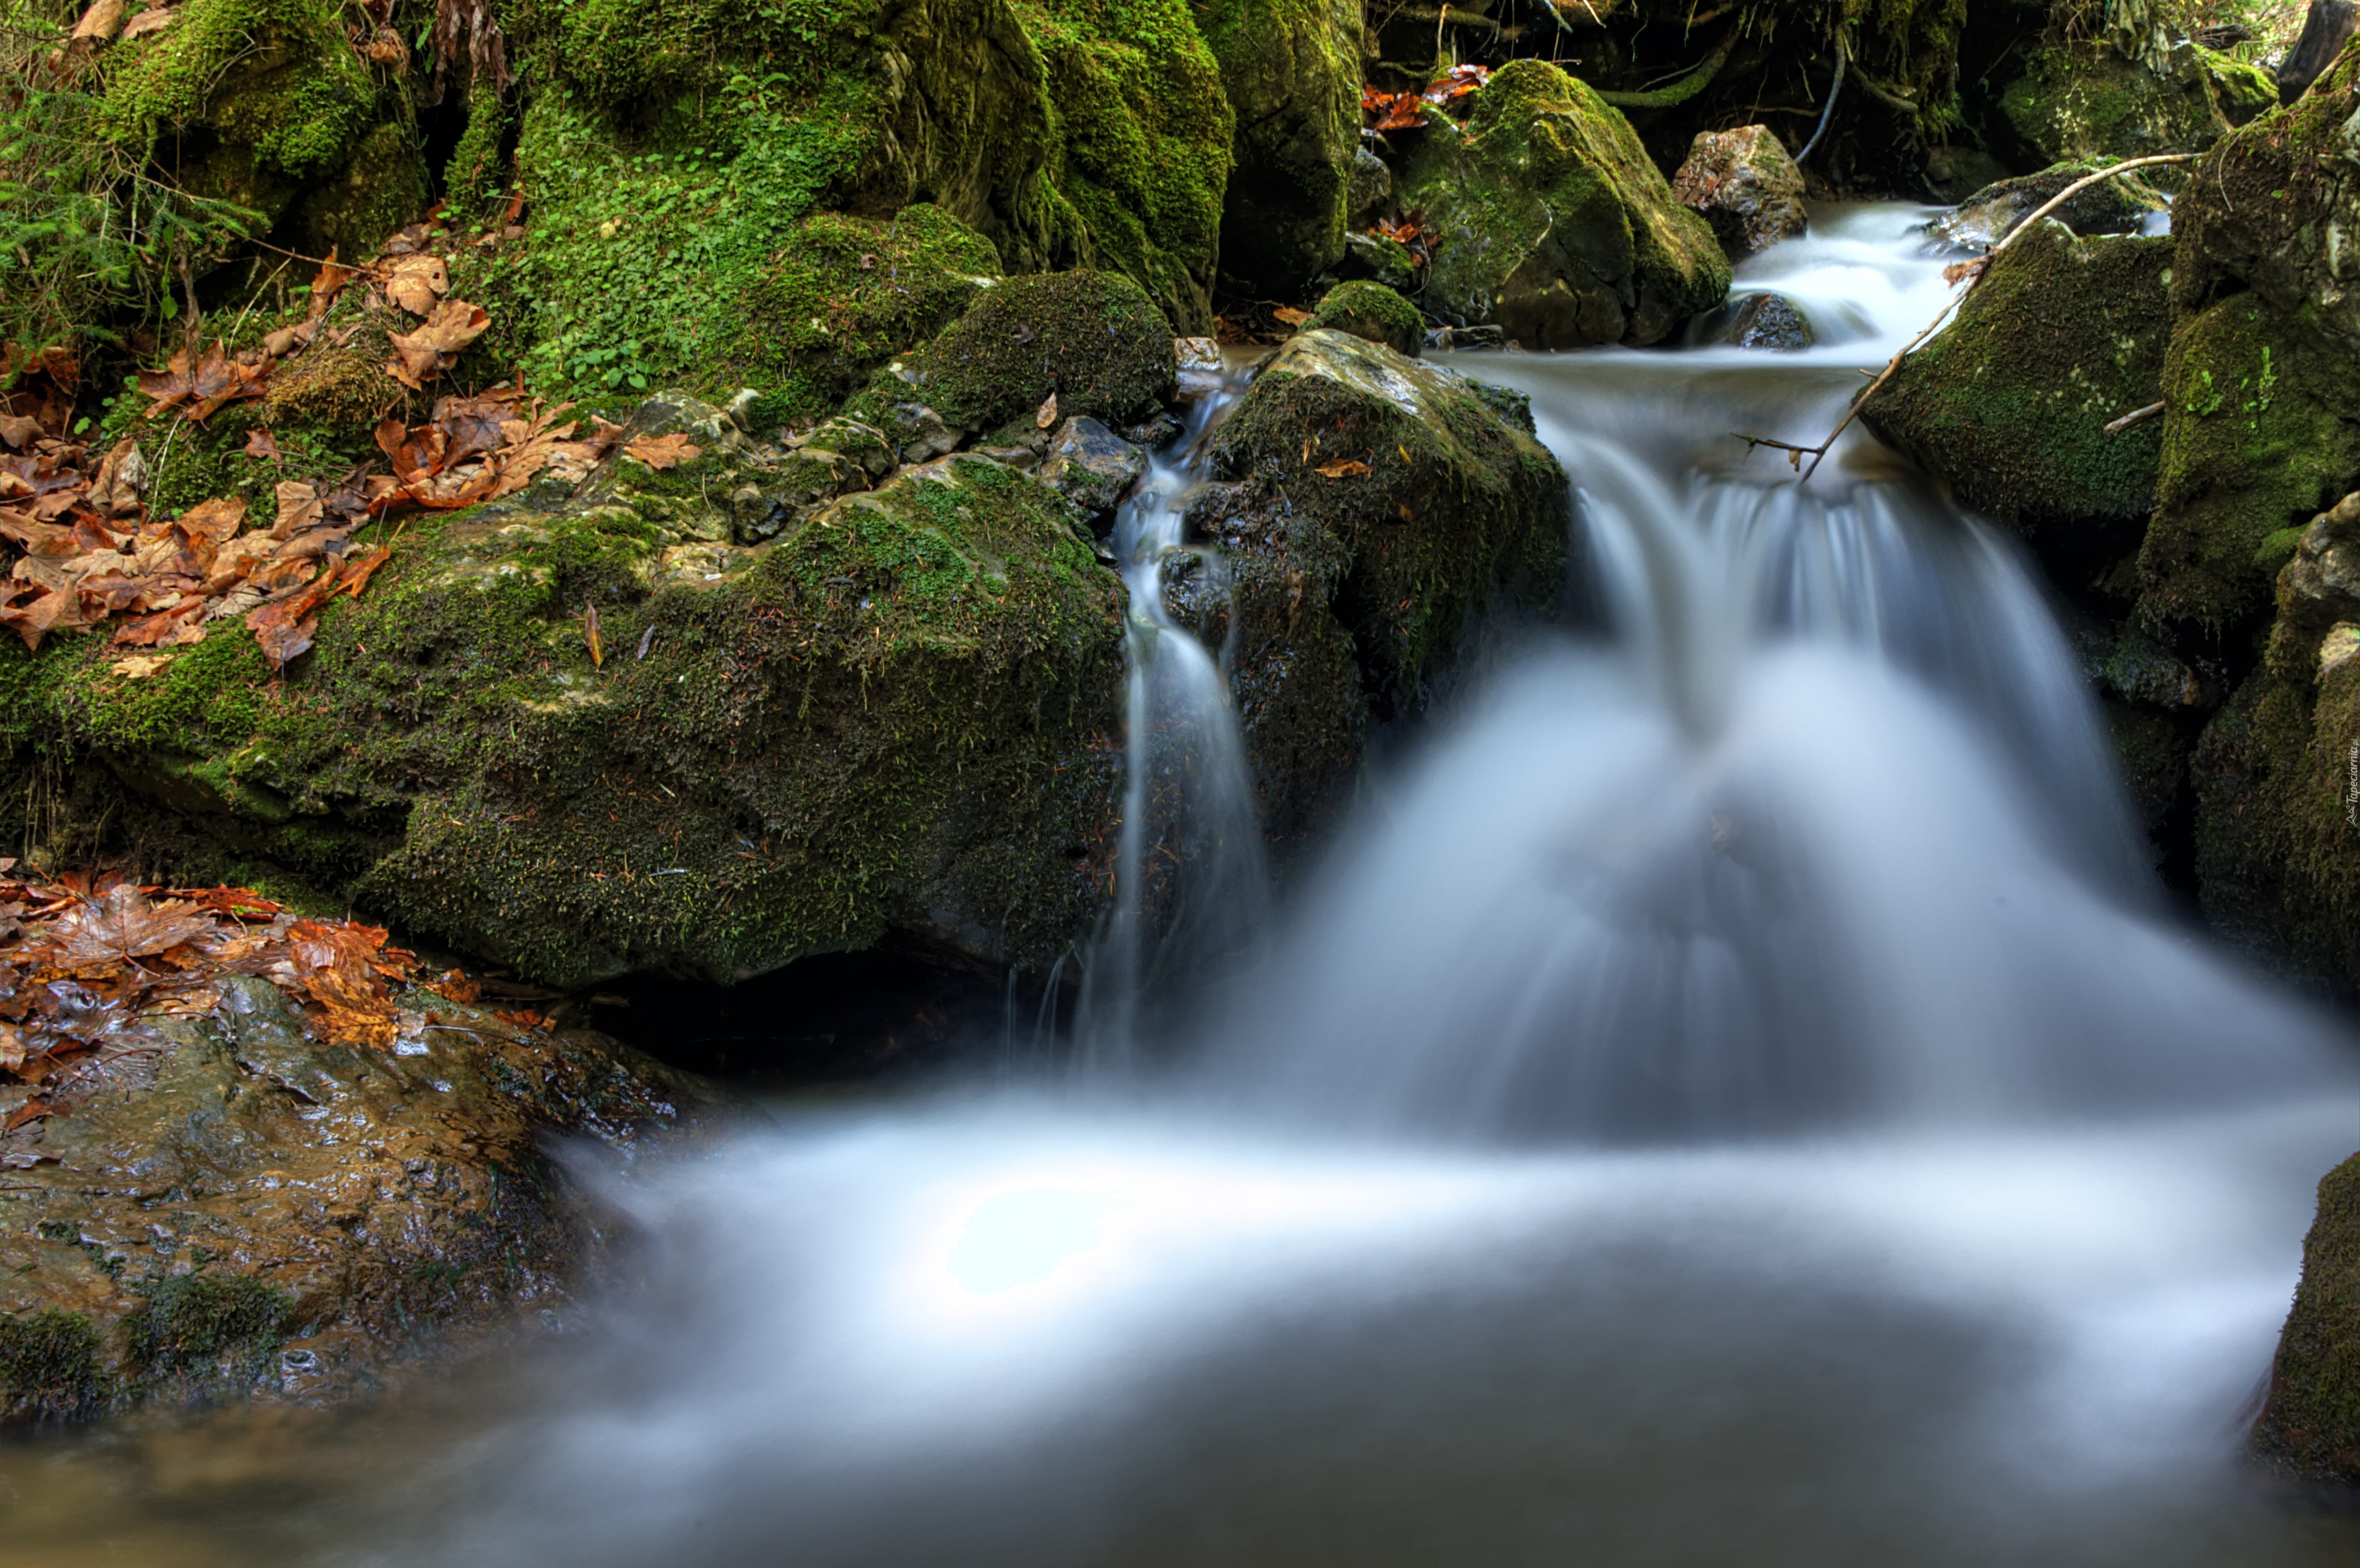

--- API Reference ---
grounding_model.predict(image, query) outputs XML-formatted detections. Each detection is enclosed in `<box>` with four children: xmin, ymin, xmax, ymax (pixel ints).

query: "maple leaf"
<box><xmin>88</xmin><ymin>438</ymin><xmax>147</xmax><ymax>516</ymax></box>
<box><xmin>33</xmin><ymin>884</ymin><xmax>215</xmax><ymax>969</ymax></box>
<box><xmin>248</xmin><ymin>572</ymin><xmax>340</xmax><ymax>669</ymax></box>
<box><xmin>1313</xmin><ymin>458</ymin><xmax>1373</xmax><ymax>478</ymax></box>
<box><xmin>110</xmin><ymin>652</ymin><xmax>172</xmax><ymax>678</ymax></box>
<box><xmin>621</xmin><ymin>432</ymin><xmax>701</xmax><ymax>470</ymax></box>
<box><xmin>0</xmin><ymin>588</ymin><xmax>82</xmax><ymax>652</ymax></box>
<box><xmin>383</xmin><ymin>254</ymin><xmax>450</xmax><ymax>316</ymax></box>
<box><xmin>385</xmin><ymin>299</ymin><xmax>490</xmax><ymax>389</ymax></box>
<box><xmin>175</xmin><ymin>495</ymin><xmax>247</xmax><ymax>547</ymax></box>
<box><xmin>136</xmin><ymin>341</ymin><xmax>268</xmax><ymax>422</ymax></box>
<box><xmin>244</xmin><ymin>427</ymin><xmax>282</xmax><ymax>461</ymax></box>
<box><xmin>312</xmin><ymin>251</ymin><xmax>358</xmax><ymax>307</ymax></box>
<box><xmin>333</xmin><ymin>545</ymin><xmax>393</xmax><ymax>600</ymax></box>
<box><xmin>0</xmin><ymin>415</ymin><xmax>37</xmax><ymax>450</ymax></box>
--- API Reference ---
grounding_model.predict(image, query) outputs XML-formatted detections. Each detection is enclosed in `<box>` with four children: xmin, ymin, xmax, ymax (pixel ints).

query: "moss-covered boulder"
<box><xmin>862</xmin><ymin>269</ymin><xmax>1177</xmax><ymax>435</ymax></box>
<box><xmin>1199</xmin><ymin>0</ymin><xmax>1362</xmax><ymax>290</ymax></box>
<box><xmin>1926</xmin><ymin>159</ymin><xmax>2170</xmax><ymax>250</ymax></box>
<box><xmin>1</xmin><ymin>432</ymin><xmax>1128</xmax><ymax>987</ymax></box>
<box><xmin>1303</xmin><ymin>281</ymin><xmax>1423</xmax><ymax>357</ymax></box>
<box><xmin>2137</xmin><ymin>37</ymin><xmax>2360</xmax><ymax>633</ymax></box>
<box><xmin>1997</xmin><ymin>39</ymin><xmax>2278</xmax><ymax>177</ymax></box>
<box><xmin>1397</xmin><ymin>60</ymin><xmax>1730</xmax><ymax>349</ymax></box>
<box><xmin>0</xmin><ymin>977</ymin><xmax>721</xmax><ymax>1423</ymax></box>
<box><xmin>2256</xmin><ymin>1151</ymin><xmax>2360</xmax><ymax>1481</ymax></box>
<box><xmin>1865</xmin><ymin>221</ymin><xmax>2173</xmax><ymax>582</ymax></box>
<box><xmin>1186</xmin><ymin>331</ymin><xmax>1569</xmax><ymax>845</ymax></box>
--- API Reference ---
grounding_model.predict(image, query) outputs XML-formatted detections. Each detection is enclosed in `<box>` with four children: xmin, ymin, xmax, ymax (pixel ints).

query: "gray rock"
<box><xmin>1669</xmin><ymin>125</ymin><xmax>1810</xmax><ymax>260</ymax></box>
<box><xmin>1346</xmin><ymin>147</ymin><xmax>1392</xmax><ymax>223</ymax></box>
<box><xmin>880</xmin><ymin>402</ymin><xmax>965</xmax><ymax>464</ymax></box>
<box><xmin>1927</xmin><ymin>162</ymin><xmax>2170</xmax><ymax>250</ymax></box>
<box><xmin>1339</xmin><ymin>231</ymin><xmax>1416</xmax><ymax>292</ymax></box>
<box><xmin>2269</xmin><ymin>493</ymin><xmax>2360</xmax><ymax>676</ymax></box>
<box><xmin>1121</xmin><ymin>413</ymin><xmax>1185</xmax><ymax>451</ymax></box>
<box><xmin>728</xmin><ymin>447</ymin><xmax>870</xmax><ymax>544</ymax></box>
<box><xmin>793</xmin><ymin>418</ymin><xmax>896</xmax><ymax>479</ymax></box>
<box><xmin>1041</xmin><ymin>417</ymin><xmax>1148</xmax><ymax>515</ymax></box>
<box><xmin>1725</xmin><ymin>292</ymin><xmax>1814</xmax><ymax>351</ymax></box>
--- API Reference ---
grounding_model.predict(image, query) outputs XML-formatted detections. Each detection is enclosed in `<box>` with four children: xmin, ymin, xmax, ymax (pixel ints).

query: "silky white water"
<box><xmin>10</xmin><ymin>208</ymin><xmax>2357</xmax><ymax>1567</ymax></box>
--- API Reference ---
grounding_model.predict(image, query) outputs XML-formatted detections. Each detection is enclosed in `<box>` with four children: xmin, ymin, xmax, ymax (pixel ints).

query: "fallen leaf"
<box><xmin>383</xmin><ymin>254</ymin><xmax>449</xmax><ymax>317</ymax></box>
<box><xmin>260</xmin><ymin>318</ymin><xmax>318</xmax><ymax>359</ymax></box>
<box><xmin>385</xmin><ymin>298</ymin><xmax>489</xmax><ymax>389</ymax></box>
<box><xmin>1</xmin><ymin>1101</ymin><xmax>51</xmax><ymax>1132</ymax></box>
<box><xmin>119</xmin><ymin>3</ymin><xmax>174</xmax><ymax>38</ymax></box>
<box><xmin>69</xmin><ymin>0</ymin><xmax>125</xmax><ymax>41</ymax></box>
<box><xmin>1313</xmin><ymin>458</ymin><xmax>1373</xmax><ymax>478</ymax></box>
<box><xmin>583</xmin><ymin>604</ymin><xmax>604</xmax><ymax>667</ymax></box>
<box><xmin>621</xmin><ymin>432</ymin><xmax>700</xmax><ymax>470</ymax></box>
<box><xmin>1944</xmin><ymin>258</ymin><xmax>1987</xmax><ymax>287</ymax></box>
<box><xmin>270</xmin><ymin>480</ymin><xmax>323</xmax><ymax>538</ymax></box>
<box><xmin>1035</xmin><ymin>391</ymin><xmax>1058</xmax><ymax>430</ymax></box>
<box><xmin>33</xmin><ymin>884</ymin><xmax>215</xmax><ymax>968</ymax></box>
<box><xmin>244</xmin><ymin>427</ymin><xmax>282</xmax><ymax>461</ymax></box>
<box><xmin>136</xmin><ymin>341</ymin><xmax>269</xmax><ymax>421</ymax></box>
<box><xmin>175</xmin><ymin>495</ymin><xmax>246</xmax><ymax>546</ymax></box>
<box><xmin>1273</xmin><ymin>306</ymin><xmax>1313</xmax><ymax>326</ymax></box>
<box><xmin>111</xmin><ymin>653</ymin><xmax>171</xmax><ymax>679</ymax></box>
<box><xmin>0</xmin><ymin>415</ymin><xmax>37</xmax><ymax>450</ymax></box>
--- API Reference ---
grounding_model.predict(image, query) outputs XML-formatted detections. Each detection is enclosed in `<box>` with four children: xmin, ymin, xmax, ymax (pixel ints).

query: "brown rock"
<box><xmin>1670</xmin><ymin>125</ymin><xmax>1809</xmax><ymax>260</ymax></box>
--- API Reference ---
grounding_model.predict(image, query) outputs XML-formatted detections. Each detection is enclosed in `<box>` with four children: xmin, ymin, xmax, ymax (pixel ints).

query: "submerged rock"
<box><xmin>1202</xmin><ymin>0</ymin><xmax>1363</xmax><ymax>289</ymax></box>
<box><xmin>1706</xmin><ymin>292</ymin><xmax>1814</xmax><ymax>351</ymax></box>
<box><xmin>1397</xmin><ymin>60</ymin><xmax>1731</xmax><ymax>348</ymax></box>
<box><xmin>1926</xmin><ymin>160</ymin><xmax>2171</xmax><ymax>250</ymax></box>
<box><xmin>1865</xmin><ymin>221</ymin><xmax>2172</xmax><ymax>582</ymax></box>
<box><xmin>1304</xmin><ymin>281</ymin><xmax>1425</xmax><ymax>357</ymax></box>
<box><xmin>1190</xmin><ymin>330</ymin><xmax>1569</xmax><ymax>844</ymax></box>
<box><xmin>1669</xmin><ymin>125</ymin><xmax>1809</xmax><ymax>261</ymax></box>
<box><xmin>0</xmin><ymin>978</ymin><xmax>723</xmax><ymax>1423</ymax></box>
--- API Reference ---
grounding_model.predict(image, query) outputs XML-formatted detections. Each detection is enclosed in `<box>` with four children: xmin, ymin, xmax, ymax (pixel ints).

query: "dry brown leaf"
<box><xmin>383</xmin><ymin>254</ymin><xmax>449</xmax><ymax>317</ymax></box>
<box><xmin>260</xmin><ymin>317</ymin><xmax>318</xmax><ymax>359</ymax></box>
<box><xmin>621</xmin><ymin>432</ymin><xmax>700</xmax><ymax>470</ymax></box>
<box><xmin>1035</xmin><ymin>391</ymin><xmax>1059</xmax><ymax>430</ymax></box>
<box><xmin>385</xmin><ymin>298</ymin><xmax>490</xmax><ymax>389</ymax></box>
<box><xmin>119</xmin><ymin>4</ymin><xmax>174</xmax><ymax>38</ymax></box>
<box><xmin>244</xmin><ymin>427</ymin><xmax>282</xmax><ymax>462</ymax></box>
<box><xmin>69</xmin><ymin>0</ymin><xmax>125</xmax><ymax>41</ymax></box>
<box><xmin>0</xmin><ymin>415</ymin><xmax>37</xmax><ymax>450</ymax></box>
<box><xmin>584</xmin><ymin>603</ymin><xmax>604</xmax><ymax>667</ymax></box>
<box><xmin>34</xmin><ymin>884</ymin><xmax>216</xmax><ymax>968</ymax></box>
<box><xmin>1273</xmin><ymin>306</ymin><xmax>1313</xmax><ymax>326</ymax></box>
<box><xmin>137</xmin><ymin>341</ymin><xmax>269</xmax><ymax>421</ymax></box>
<box><xmin>1313</xmin><ymin>458</ymin><xmax>1373</xmax><ymax>478</ymax></box>
<box><xmin>111</xmin><ymin>653</ymin><xmax>171</xmax><ymax>679</ymax></box>
<box><xmin>271</xmin><ymin>480</ymin><xmax>323</xmax><ymax>538</ymax></box>
<box><xmin>176</xmin><ymin>495</ymin><xmax>246</xmax><ymax>547</ymax></box>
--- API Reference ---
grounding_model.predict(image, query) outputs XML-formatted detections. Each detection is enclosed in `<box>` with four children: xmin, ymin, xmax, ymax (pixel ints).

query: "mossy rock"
<box><xmin>865</xmin><ymin>269</ymin><xmax>1176</xmax><ymax>434</ymax></box>
<box><xmin>1926</xmin><ymin>159</ymin><xmax>2170</xmax><ymax>249</ymax></box>
<box><xmin>291</xmin><ymin>119</ymin><xmax>434</xmax><ymax>262</ymax></box>
<box><xmin>1865</xmin><ymin>222</ymin><xmax>2172</xmax><ymax>580</ymax></box>
<box><xmin>0</xmin><ymin>977</ymin><xmax>725</xmax><ymax>1423</ymax></box>
<box><xmin>1304</xmin><ymin>282</ymin><xmax>1423</xmax><ymax>357</ymax></box>
<box><xmin>1191</xmin><ymin>330</ymin><xmax>1569</xmax><ymax>843</ymax></box>
<box><xmin>1996</xmin><ymin>39</ymin><xmax>2273</xmax><ymax>180</ymax></box>
<box><xmin>1199</xmin><ymin>0</ymin><xmax>1362</xmax><ymax>290</ymax></box>
<box><xmin>1397</xmin><ymin>59</ymin><xmax>1730</xmax><ymax>348</ymax></box>
<box><xmin>2</xmin><ymin>426</ymin><xmax>1127</xmax><ymax>986</ymax></box>
<box><xmin>2256</xmin><ymin>1151</ymin><xmax>2360</xmax><ymax>1481</ymax></box>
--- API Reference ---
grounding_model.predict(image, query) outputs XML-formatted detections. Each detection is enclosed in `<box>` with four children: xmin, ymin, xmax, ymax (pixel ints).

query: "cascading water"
<box><xmin>19</xmin><ymin>208</ymin><xmax>2358</xmax><ymax>1568</ymax></box>
<box><xmin>1075</xmin><ymin>369</ymin><xmax>1268</xmax><ymax>1060</ymax></box>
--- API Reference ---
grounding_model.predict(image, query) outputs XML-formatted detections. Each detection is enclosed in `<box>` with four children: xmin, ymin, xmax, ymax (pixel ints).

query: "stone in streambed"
<box><xmin>1670</xmin><ymin>125</ymin><xmax>1808</xmax><ymax>261</ymax></box>
<box><xmin>1188</xmin><ymin>330</ymin><xmax>1569</xmax><ymax>847</ymax></box>
<box><xmin>1696</xmin><ymin>293</ymin><xmax>1813</xmax><ymax>352</ymax></box>
<box><xmin>2254</xmin><ymin>1151</ymin><xmax>2360</xmax><ymax>1483</ymax></box>
<box><xmin>1304</xmin><ymin>281</ymin><xmax>1424</xmax><ymax>357</ymax></box>
<box><xmin>1040</xmin><ymin>417</ymin><xmax>1148</xmax><ymax>516</ymax></box>
<box><xmin>1398</xmin><ymin>59</ymin><xmax>1730</xmax><ymax>348</ymax></box>
<box><xmin>1926</xmin><ymin>160</ymin><xmax>2170</xmax><ymax>251</ymax></box>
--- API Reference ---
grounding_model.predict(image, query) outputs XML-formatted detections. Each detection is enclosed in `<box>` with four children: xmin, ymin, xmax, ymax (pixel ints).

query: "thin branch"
<box><xmin>2103</xmin><ymin>400</ymin><xmax>2167</xmax><ymax>435</ymax></box>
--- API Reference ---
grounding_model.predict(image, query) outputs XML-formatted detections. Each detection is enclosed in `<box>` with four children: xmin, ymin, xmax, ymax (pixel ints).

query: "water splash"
<box><xmin>1075</xmin><ymin>369</ymin><xmax>1270</xmax><ymax>1062</ymax></box>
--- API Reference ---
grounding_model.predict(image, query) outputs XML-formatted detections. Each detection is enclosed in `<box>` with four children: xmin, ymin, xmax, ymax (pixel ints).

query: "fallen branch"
<box><xmin>2104</xmin><ymin>400</ymin><xmax>2167</xmax><ymax>435</ymax></box>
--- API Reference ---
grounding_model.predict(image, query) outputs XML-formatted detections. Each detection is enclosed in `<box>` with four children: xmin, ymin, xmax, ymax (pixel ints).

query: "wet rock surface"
<box><xmin>0</xmin><ymin>977</ymin><xmax>725</xmax><ymax>1424</ymax></box>
<box><xmin>1397</xmin><ymin>60</ymin><xmax>1730</xmax><ymax>349</ymax></box>
<box><xmin>1189</xmin><ymin>330</ymin><xmax>1569</xmax><ymax>846</ymax></box>
<box><xmin>1670</xmin><ymin>125</ymin><xmax>1809</xmax><ymax>261</ymax></box>
<box><xmin>2255</xmin><ymin>1150</ymin><xmax>2360</xmax><ymax>1483</ymax></box>
<box><xmin>1040</xmin><ymin>417</ymin><xmax>1148</xmax><ymax>517</ymax></box>
<box><xmin>1704</xmin><ymin>293</ymin><xmax>1814</xmax><ymax>352</ymax></box>
<box><xmin>1202</xmin><ymin>0</ymin><xmax>1363</xmax><ymax>290</ymax></box>
<box><xmin>1926</xmin><ymin>160</ymin><xmax>2170</xmax><ymax>250</ymax></box>
<box><xmin>1304</xmin><ymin>281</ymin><xmax>1425</xmax><ymax>357</ymax></box>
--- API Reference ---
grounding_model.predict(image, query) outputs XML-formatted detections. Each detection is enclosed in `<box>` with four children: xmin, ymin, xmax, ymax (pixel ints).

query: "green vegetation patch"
<box><xmin>869</xmin><ymin>269</ymin><xmax>1175</xmax><ymax>433</ymax></box>
<box><xmin>0</xmin><ymin>1308</ymin><xmax>107</xmax><ymax>1423</ymax></box>
<box><xmin>127</xmin><ymin>1271</ymin><xmax>292</xmax><ymax>1373</ymax></box>
<box><xmin>1305</xmin><ymin>282</ymin><xmax>1424</xmax><ymax>358</ymax></box>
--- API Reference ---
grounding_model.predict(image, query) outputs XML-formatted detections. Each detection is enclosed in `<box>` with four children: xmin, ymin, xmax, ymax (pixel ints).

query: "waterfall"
<box><xmin>1075</xmin><ymin>369</ymin><xmax>1270</xmax><ymax>1062</ymax></box>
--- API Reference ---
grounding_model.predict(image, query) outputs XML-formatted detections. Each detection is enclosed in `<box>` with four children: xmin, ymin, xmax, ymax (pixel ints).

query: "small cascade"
<box><xmin>1075</xmin><ymin>367</ymin><xmax>1270</xmax><ymax>1062</ymax></box>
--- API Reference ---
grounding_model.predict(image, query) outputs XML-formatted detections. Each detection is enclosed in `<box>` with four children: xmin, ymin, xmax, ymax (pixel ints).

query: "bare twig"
<box><xmin>2104</xmin><ymin>400</ymin><xmax>2168</xmax><ymax>435</ymax></box>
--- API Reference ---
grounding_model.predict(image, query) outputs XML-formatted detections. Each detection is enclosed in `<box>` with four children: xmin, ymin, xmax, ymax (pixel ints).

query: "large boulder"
<box><xmin>0</xmin><ymin>975</ymin><xmax>721</xmax><ymax>1423</ymax></box>
<box><xmin>1185</xmin><ymin>331</ymin><xmax>1570</xmax><ymax>845</ymax></box>
<box><xmin>1396</xmin><ymin>59</ymin><xmax>1731</xmax><ymax>348</ymax></box>
<box><xmin>2137</xmin><ymin>36</ymin><xmax>2360</xmax><ymax>633</ymax></box>
<box><xmin>1669</xmin><ymin>125</ymin><xmax>1809</xmax><ymax>260</ymax></box>
<box><xmin>1200</xmin><ymin>0</ymin><xmax>1364</xmax><ymax>290</ymax></box>
<box><xmin>1997</xmin><ymin>38</ymin><xmax>2278</xmax><ymax>177</ymax></box>
<box><xmin>2255</xmin><ymin>1150</ymin><xmax>2360</xmax><ymax>1482</ymax></box>
<box><xmin>1865</xmin><ymin>220</ymin><xmax>2173</xmax><ymax>584</ymax></box>
<box><xmin>0</xmin><ymin>426</ymin><xmax>1129</xmax><ymax>989</ymax></box>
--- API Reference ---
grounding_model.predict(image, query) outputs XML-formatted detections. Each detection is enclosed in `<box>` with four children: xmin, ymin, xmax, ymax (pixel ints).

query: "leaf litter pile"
<box><xmin>1</xmin><ymin>219</ymin><xmax>699</xmax><ymax>670</ymax></box>
<box><xmin>0</xmin><ymin>862</ymin><xmax>547</xmax><ymax>1148</ymax></box>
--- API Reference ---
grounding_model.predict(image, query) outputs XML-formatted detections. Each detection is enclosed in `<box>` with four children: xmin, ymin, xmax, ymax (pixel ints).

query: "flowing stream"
<box><xmin>9</xmin><ymin>206</ymin><xmax>2360</xmax><ymax>1566</ymax></box>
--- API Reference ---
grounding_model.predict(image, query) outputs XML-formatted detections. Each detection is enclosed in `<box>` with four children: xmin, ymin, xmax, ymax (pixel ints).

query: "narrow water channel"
<box><xmin>7</xmin><ymin>207</ymin><xmax>2357</xmax><ymax>1568</ymax></box>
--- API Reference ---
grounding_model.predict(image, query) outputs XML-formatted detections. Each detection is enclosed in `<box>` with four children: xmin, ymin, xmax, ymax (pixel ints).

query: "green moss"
<box><xmin>868</xmin><ymin>269</ymin><xmax>1174</xmax><ymax>433</ymax></box>
<box><xmin>1305</xmin><ymin>281</ymin><xmax>1423</xmax><ymax>357</ymax></box>
<box><xmin>126</xmin><ymin>1271</ymin><xmax>291</xmax><ymax>1373</ymax></box>
<box><xmin>1397</xmin><ymin>59</ymin><xmax>1730</xmax><ymax>348</ymax></box>
<box><xmin>99</xmin><ymin>0</ymin><xmax>378</xmax><ymax>180</ymax></box>
<box><xmin>0</xmin><ymin>1309</ymin><xmax>106</xmax><ymax>1423</ymax></box>
<box><xmin>1866</xmin><ymin>224</ymin><xmax>2171</xmax><ymax>534</ymax></box>
<box><xmin>1197</xmin><ymin>0</ymin><xmax>1358</xmax><ymax>289</ymax></box>
<box><xmin>296</xmin><ymin>120</ymin><xmax>432</xmax><ymax>260</ymax></box>
<box><xmin>2256</xmin><ymin>1152</ymin><xmax>2360</xmax><ymax>1481</ymax></box>
<box><xmin>1997</xmin><ymin>40</ymin><xmax>2253</xmax><ymax>178</ymax></box>
<box><xmin>2138</xmin><ymin>299</ymin><xmax>2360</xmax><ymax>631</ymax></box>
